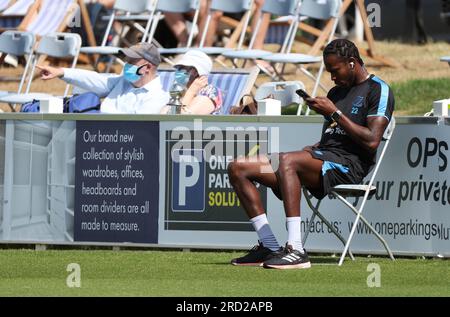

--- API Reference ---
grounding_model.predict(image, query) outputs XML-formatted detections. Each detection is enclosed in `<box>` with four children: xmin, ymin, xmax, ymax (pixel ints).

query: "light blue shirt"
<box><xmin>62</xmin><ymin>68</ymin><xmax>169</xmax><ymax>114</ymax></box>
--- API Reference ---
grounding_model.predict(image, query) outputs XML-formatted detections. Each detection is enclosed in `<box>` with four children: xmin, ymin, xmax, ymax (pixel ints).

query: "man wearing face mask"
<box><xmin>36</xmin><ymin>43</ymin><xmax>169</xmax><ymax>114</ymax></box>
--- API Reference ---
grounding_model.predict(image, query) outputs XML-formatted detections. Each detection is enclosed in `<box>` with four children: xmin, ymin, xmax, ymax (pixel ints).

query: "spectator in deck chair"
<box><xmin>36</xmin><ymin>43</ymin><xmax>169</xmax><ymax>114</ymax></box>
<box><xmin>161</xmin><ymin>50</ymin><xmax>223</xmax><ymax>115</ymax></box>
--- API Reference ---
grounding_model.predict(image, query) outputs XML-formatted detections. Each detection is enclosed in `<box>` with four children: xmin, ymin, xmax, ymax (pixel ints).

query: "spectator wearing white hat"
<box><xmin>161</xmin><ymin>50</ymin><xmax>223</xmax><ymax>115</ymax></box>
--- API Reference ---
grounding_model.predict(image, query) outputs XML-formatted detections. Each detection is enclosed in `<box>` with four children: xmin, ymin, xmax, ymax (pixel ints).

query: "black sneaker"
<box><xmin>231</xmin><ymin>242</ymin><xmax>282</xmax><ymax>266</ymax></box>
<box><xmin>263</xmin><ymin>244</ymin><xmax>311</xmax><ymax>269</ymax></box>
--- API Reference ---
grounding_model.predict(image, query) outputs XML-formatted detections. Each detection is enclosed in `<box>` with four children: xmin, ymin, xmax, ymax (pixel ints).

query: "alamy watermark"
<box><xmin>64</xmin><ymin>2</ymin><xmax>383</xmax><ymax>31</ymax></box>
<box><xmin>66</xmin><ymin>263</ymin><xmax>81</xmax><ymax>288</ymax></box>
<box><xmin>170</xmin><ymin>119</ymin><xmax>281</xmax><ymax>174</ymax></box>
<box><xmin>367</xmin><ymin>3</ymin><xmax>382</xmax><ymax>28</ymax></box>
<box><xmin>366</xmin><ymin>263</ymin><xmax>381</xmax><ymax>288</ymax></box>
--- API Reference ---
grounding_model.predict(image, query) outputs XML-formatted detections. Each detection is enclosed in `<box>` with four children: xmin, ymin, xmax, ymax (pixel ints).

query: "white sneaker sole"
<box><xmin>264</xmin><ymin>262</ymin><xmax>311</xmax><ymax>270</ymax></box>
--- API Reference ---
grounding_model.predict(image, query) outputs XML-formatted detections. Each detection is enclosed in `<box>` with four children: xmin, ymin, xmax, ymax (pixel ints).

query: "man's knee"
<box><xmin>278</xmin><ymin>152</ymin><xmax>296</xmax><ymax>173</ymax></box>
<box><xmin>278</xmin><ymin>151</ymin><xmax>311</xmax><ymax>174</ymax></box>
<box><xmin>228</xmin><ymin>160</ymin><xmax>243</xmax><ymax>183</ymax></box>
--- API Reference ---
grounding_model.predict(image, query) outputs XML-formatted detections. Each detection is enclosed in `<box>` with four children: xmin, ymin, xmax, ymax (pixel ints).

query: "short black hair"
<box><xmin>323</xmin><ymin>39</ymin><xmax>364</xmax><ymax>66</ymax></box>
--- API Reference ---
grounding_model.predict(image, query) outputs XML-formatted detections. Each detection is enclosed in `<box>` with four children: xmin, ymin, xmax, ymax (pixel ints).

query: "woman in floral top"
<box><xmin>161</xmin><ymin>50</ymin><xmax>223</xmax><ymax>115</ymax></box>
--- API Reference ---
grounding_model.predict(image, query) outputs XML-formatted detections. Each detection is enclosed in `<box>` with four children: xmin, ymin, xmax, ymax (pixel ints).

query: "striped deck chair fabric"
<box><xmin>25</xmin><ymin>0</ymin><xmax>75</xmax><ymax>36</ymax></box>
<box><xmin>265</xmin><ymin>23</ymin><xmax>290</xmax><ymax>46</ymax></box>
<box><xmin>265</xmin><ymin>16</ymin><xmax>308</xmax><ymax>45</ymax></box>
<box><xmin>0</xmin><ymin>0</ymin><xmax>34</xmax><ymax>28</ymax></box>
<box><xmin>0</xmin><ymin>0</ymin><xmax>12</xmax><ymax>12</ymax></box>
<box><xmin>158</xmin><ymin>67</ymin><xmax>258</xmax><ymax>114</ymax></box>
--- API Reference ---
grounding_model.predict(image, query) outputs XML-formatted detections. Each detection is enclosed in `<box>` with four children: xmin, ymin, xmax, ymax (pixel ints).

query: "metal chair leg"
<box><xmin>334</xmin><ymin>193</ymin><xmax>395</xmax><ymax>262</ymax></box>
<box><xmin>303</xmin><ymin>189</ymin><xmax>355</xmax><ymax>261</ymax></box>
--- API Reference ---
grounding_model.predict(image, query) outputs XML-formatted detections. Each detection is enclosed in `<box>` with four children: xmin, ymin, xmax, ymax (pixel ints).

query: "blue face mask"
<box><xmin>174</xmin><ymin>69</ymin><xmax>190</xmax><ymax>87</ymax></box>
<box><xmin>123</xmin><ymin>63</ymin><xmax>146</xmax><ymax>83</ymax></box>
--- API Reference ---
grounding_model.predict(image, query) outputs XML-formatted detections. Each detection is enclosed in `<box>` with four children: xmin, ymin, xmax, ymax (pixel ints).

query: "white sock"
<box><xmin>286</xmin><ymin>217</ymin><xmax>304</xmax><ymax>253</ymax></box>
<box><xmin>250</xmin><ymin>214</ymin><xmax>280</xmax><ymax>251</ymax></box>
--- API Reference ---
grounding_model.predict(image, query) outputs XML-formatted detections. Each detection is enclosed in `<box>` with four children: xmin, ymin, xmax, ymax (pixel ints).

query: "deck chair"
<box><xmin>0</xmin><ymin>31</ymin><xmax>35</xmax><ymax>106</ymax></box>
<box><xmin>0</xmin><ymin>0</ymin><xmax>77</xmax><ymax>70</ymax></box>
<box><xmin>441</xmin><ymin>56</ymin><xmax>450</xmax><ymax>66</ymax></box>
<box><xmin>147</xmin><ymin>0</ymin><xmax>201</xmax><ymax>56</ymax></box>
<box><xmin>0</xmin><ymin>0</ymin><xmax>35</xmax><ymax>32</ymax></box>
<box><xmin>197</xmin><ymin>0</ymin><xmax>253</xmax><ymax>59</ymax></box>
<box><xmin>0</xmin><ymin>32</ymin><xmax>81</xmax><ymax>110</ymax></box>
<box><xmin>262</xmin><ymin>0</ymin><xmax>341</xmax><ymax>105</ymax></box>
<box><xmin>158</xmin><ymin>66</ymin><xmax>259</xmax><ymax>114</ymax></box>
<box><xmin>0</xmin><ymin>0</ymin><xmax>33</xmax><ymax>15</ymax></box>
<box><xmin>302</xmin><ymin>117</ymin><xmax>396</xmax><ymax>266</ymax></box>
<box><xmin>221</xmin><ymin>0</ymin><xmax>301</xmax><ymax>74</ymax></box>
<box><xmin>0</xmin><ymin>0</ymin><xmax>34</xmax><ymax>29</ymax></box>
<box><xmin>80</xmin><ymin>0</ymin><xmax>155</xmax><ymax>69</ymax></box>
<box><xmin>0</xmin><ymin>0</ymin><xmax>15</xmax><ymax>12</ymax></box>
<box><xmin>14</xmin><ymin>0</ymin><xmax>78</xmax><ymax>37</ymax></box>
<box><xmin>254</xmin><ymin>80</ymin><xmax>304</xmax><ymax>108</ymax></box>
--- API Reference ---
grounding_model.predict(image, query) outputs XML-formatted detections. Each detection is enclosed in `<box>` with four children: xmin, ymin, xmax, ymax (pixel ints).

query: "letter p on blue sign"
<box><xmin>171</xmin><ymin>149</ymin><xmax>205</xmax><ymax>212</ymax></box>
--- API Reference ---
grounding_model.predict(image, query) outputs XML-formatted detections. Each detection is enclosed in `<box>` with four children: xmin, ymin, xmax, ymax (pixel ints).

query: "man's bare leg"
<box><xmin>228</xmin><ymin>155</ymin><xmax>281</xmax><ymax>257</ymax></box>
<box><xmin>274</xmin><ymin>150</ymin><xmax>323</xmax><ymax>253</ymax></box>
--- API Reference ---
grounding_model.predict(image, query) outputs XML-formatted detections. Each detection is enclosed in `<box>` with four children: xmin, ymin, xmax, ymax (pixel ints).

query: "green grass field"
<box><xmin>391</xmin><ymin>77</ymin><xmax>450</xmax><ymax>115</ymax></box>
<box><xmin>0</xmin><ymin>249</ymin><xmax>448</xmax><ymax>297</ymax></box>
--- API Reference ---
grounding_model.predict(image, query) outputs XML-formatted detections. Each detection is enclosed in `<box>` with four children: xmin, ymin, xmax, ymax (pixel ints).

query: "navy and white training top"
<box><xmin>313</xmin><ymin>74</ymin><xmax>395</xmax><ymax>178</ymax></box>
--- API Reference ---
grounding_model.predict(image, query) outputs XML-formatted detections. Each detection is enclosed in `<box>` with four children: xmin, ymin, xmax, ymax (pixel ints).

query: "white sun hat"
<box><xmin>174</xmin><ymin>50</ymin><xmax>213</xmax><ymax>76</ymax></box>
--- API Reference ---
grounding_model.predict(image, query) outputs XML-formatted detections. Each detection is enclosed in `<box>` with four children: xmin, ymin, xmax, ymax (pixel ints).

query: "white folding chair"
<box><xmin>221</xmin><ymin>0</ymin><xmax>301</xmax><ymax>74</ymax></box>
<box><xmin>262</xmin><ymin>0</ymin><xmax>342</xmax><ymax>108</ymax></box>
<box><xmin>0</xmin><ymin>31</ymin><xmax>35</xmax><ymax>103</ymax></box>
<box><xmin>197</xmin><ymin>0</ymin><xmax>254</xmax><ymax>58</ymax></box>
<box><xmin>80</xmin><ymin>0</ymin><xmax>155</xmax><ymax>67</ymax></box>
<box><xmin>0</xmin><ymin>32</ymin><xmax>81</xmax><ymax>109</ymax></box>
<box><xmin>254</xmin><ymin>80</ymin><xmax>304</xmax><ymax>108</ymax></box>
<box><xmin>147</xmin><ymin>0</ymin><xmax>201</xmax><ymax>56</ymax></box>
<box><xmin>302</xmin><ymin>117</ymin><xmax>396</xmax><ymax>266</ymax></box>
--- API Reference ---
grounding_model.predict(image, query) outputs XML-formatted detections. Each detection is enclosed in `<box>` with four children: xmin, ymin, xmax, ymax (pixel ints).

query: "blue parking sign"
<box><xmin>171</xmin><ymin>149</ymin><xmax>205</xmax><ymax>212</ymax></box>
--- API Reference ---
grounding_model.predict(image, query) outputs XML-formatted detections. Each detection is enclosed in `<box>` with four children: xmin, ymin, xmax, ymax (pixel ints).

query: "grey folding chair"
<box><xmin>262</xmin><ymin>0</ymin><xmax>342</xmax><ymax>107</ymax></box>
<box><xmin>0</xmin><ymin>31</ymin><xmax>35</xmax><ymax>104</ymax></box>
<box><xmin>302</xmin><ymin>117</ymin><xmax>396</xmax><ymax>266</ymax></box>
<box><xmin>254</xmin><ymin>80</ymin><xmax>304</xmax><ymax>108</ymax></box>
<box><xmin>197</xmin><ymin>0</ymin><xmax>254</xmax><ymax>58</ymax></box>
<box><xmin>221</xmin><ymin>0</ymin><xmax>301</xmax><ymax>74</ymax></box>
<box><xmin>80</xmin><ymin>0</ymin><xmax>155</xmax><ymax>68</ymax></box>
<box><xmin>0</xmin><ymin>32</ymin><xmax>81</xmax><ymax>109</ymax></box>
<box><xmin>147</xmin><ymin>0</ymin><xmax>201</xmax><ymax>56</ymax></box>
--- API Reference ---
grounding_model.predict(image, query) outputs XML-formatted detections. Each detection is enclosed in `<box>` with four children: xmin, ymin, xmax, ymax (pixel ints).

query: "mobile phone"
<box><xmin>296</xmin><ymin>89</ymin><xmax>311</xmax><ymax>100</ymax></box>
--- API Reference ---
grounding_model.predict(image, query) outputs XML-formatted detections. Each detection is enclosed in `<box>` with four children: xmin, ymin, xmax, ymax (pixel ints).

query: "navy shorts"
<box><xmin>267</xmin><ymin>150</ymin><xmax>363</xmax><ymax>200</ymax></box>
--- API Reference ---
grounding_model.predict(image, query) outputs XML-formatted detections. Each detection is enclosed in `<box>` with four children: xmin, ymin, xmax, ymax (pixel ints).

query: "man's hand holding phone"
<box><xmin>296</xmin><ymin>89</ymin><xmax>311</xmax><ymax>101</ymax></box>
<box><xmin>296</xmin><ymin>89</ymin><xmax>337</xmax><ymax>117</ymax></box>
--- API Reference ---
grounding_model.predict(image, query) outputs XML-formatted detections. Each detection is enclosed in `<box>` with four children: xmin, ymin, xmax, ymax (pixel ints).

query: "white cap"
<box><xmin>174</xmin><ymin>50</ymin><xmax>213</xmax><ymax>76</ymax></box>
